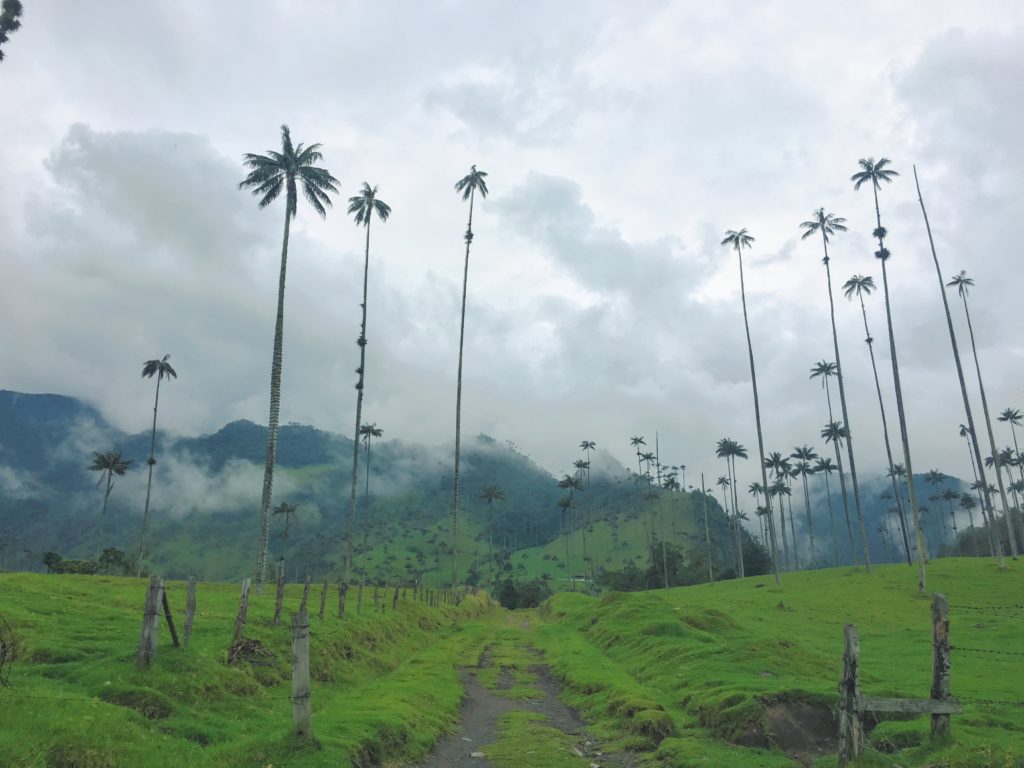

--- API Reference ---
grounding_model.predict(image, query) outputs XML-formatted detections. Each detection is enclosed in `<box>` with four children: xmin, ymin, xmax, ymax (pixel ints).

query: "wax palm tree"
<box><xmin>800</xmin><ymin>209</ymin><xmax>869</xmax><ymax>569</ymax></box>
<box><xmin>843</xmin><ymin>274</ymin><xmax>911</xmax><ymax>563</ymax></box>
<box><xmin>579</xmin><ymin>440</ymin><xmax>597</xmax><ymax>578</ymax></box>
<box><xmin>573</xmin><ymin>458</ymin><xmax>591</xmax><ymax>574</ymax></box>
<box><xmin>960</xmin><ymin>493</ymin><xmax>979</xmax><ymax>554</ymax></box>
<box><xmin>748</xmin><ymin>482</ymin><xmax>766</xmax><ymax>542</ymax></box>
<box><xmin>343</xmin><ymin>184</ymin><xmax>392</xmax><ymax>583</ymax></box>
<box><xmin>240</xmin><ymin>125</ymin><xmax>339</xmax><ymax>586</ymax></box>
<box><xmin>941</xmin><ymin>489</ymin><xmax>960</xmax><ymax>546</ymax></box>
<box><xmin>273</xmin><ymin>501</ymin><xmax>298</xmax><ymax>540</ymax></box>
<box><xmin>947</xmin><ymin>271</ymin><xmax>1019</xmax><ymax>558</ymax></box>
<box><xmin>791</xmin><ymin>446</ymin><xmax>818</xmax><ymax>563</ymax></box>
<box><xmin>480</xmin><ymin>485</ymin><xmax>505</xmax><ymax>581</ymax></box>
<box><xmin>358</xmin><ymin>422</ymin><xmax>384</xmax><ymax>556</ymax></box>
<box><xmin>451</xmin><ymin>165</ymin><xmax>489</xmax><ymax>588</ymax></box>
<box><xmin>89</xmin><ymin>450</ymin><xmax>132</xmax><ymax>560</ymax></box>
<box><xmin>913</xmin><ymin>167</ymin><xmax>1002</xmax><ymax>566</ymax></box>
<box><xmin>722</xmin><ymin>228</ymin><xmax>779</xmax><ymax>582</ymax></box>
<box><xmin>814</xmin><ymin>457</ymin><xmax>840</xmax><ymax>566</ymax></box>
<box><xmin>137</xmin><ymin>354</ymin><xmax>177</xmax><ymax>570</ymax></box>
<box><xmin>764</xmin><ymin>451</ymin><xmax>792</xmax><ymax>570</ymax></box>
<box><xmin>998</xmin><ymin>409</ymin><xmax>1024</xmax><ymax>490</ymax></box>
<box><xmin>0</xmin><ymin>0</ymin><xmax>23</xmax><ymax>63</ymax></box>
<box><xmin>924</xmin><ymin>470</ymin><xmax>948</xmax><ymax>548</ymax></box>
<box><xmin>716</xmin><ymin>438</ymin><xmax>747</xmax><ymax>577</ymax></box>
<box><xmin>820</xmin><ymin>420</ymin><xmax>858</xmax><ymax>563</ymax></box>
<box><xmin>852</xmin><ymin>157</ymin><xmax>926</xmax><ymax>592</ymax></box>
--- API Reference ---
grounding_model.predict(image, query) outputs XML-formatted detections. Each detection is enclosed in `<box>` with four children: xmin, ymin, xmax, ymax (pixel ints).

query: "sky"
<box><xmin>1</xmin><ymin>0</ymin><xmax>1022</xmax><ymax>491</ymax></box>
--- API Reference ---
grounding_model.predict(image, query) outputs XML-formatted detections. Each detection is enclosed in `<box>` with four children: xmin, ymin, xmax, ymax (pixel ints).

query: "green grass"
<box><xmin>482</xmin><ymin>711</ymin><xmax>592</xmax><ymax>767</ymax></box>
<box><xmin>534</xmin><ymin>558</ymin><xmax>1024</xmax><ymax>766</ymax></box>
<box><xmin>0</xmin><ymin>573</ymin><xmax>500</xmax><ymax>767</ymax></box>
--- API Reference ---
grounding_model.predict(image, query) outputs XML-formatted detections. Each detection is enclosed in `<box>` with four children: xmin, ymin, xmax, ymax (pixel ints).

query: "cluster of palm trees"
<box><xmin>238</xmin><ymin>125</ymin><xmax>489</xmax><ymax>588</ymax></box>
<box><xmin>710</xmin><ymin>158</ymin><xmax>1020</xmax><ymax>592</ymax></box>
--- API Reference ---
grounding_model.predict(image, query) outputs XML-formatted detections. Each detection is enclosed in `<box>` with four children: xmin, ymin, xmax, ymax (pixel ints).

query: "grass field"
<box><xmin>534</xmin><ymin>557</ymin><xmax>1024</xmax><ymax>766</ymax></box>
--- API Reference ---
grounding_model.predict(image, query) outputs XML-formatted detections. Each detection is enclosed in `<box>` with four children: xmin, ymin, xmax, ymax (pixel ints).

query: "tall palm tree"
<box><xmin>573</xmin><ymin>458</ymin><xmax>591</xmax><ymax>574</ymax></box>
<box><xmin>89</xmin><ymin>450</ymin><xmax>132</xmax><ymax>560</ymax></box>
<box><xmin>791</xmin><ymin>446</ymin><xmax>819</xmax><ymax>564</ymax></box>
<box><xmin>273</xmin><ymin>501</ymin><xmax>298</xmax><ymax>540</ymax></box>
<box><xmin>764</xmin><ymin>451</ymin><xmax>791</xmax><ymax>570</ymax></box>
<box><xmin>748</xmin><ymin>482</ymin><xmax>766</xmax><ymax>543</ymax></box>
<box><xmin>960</xmin><ymin>493</ymin><xmax>979</xmax><ymax>554</ymax></box>
<box><xmin>998</xmin><ymin>409</ymin><xmax>1024</xmax><ymax>486</ymax></box>
<box><xmin>716</xmin><ymin>438</ymin><xmax>747</xmax><ymax>577</ymax></box>
<box><xmin>852</xmin><ymin>157</ymin><xmax>927</xmax><ymax>592</ymax></box>
<box><xmin>0</xmin><ymin>0</ymin><xmax>23</xmax><ymax>63</ymax></box>
<box><xmin>358</xmin><ymin>422</ymin><xmax>384</xmax><ymax>557</ymax></box>
<box><xmin>240</xmin><ymin>125</ymin><xmax>339</xmax><ymax>586</ymax></box>
<box><xmin>959</xmin><ymin>423</ymin><xmax>991</xmax><ymax>554</ymax></box>
<box><xmin>344</xmin><ymin>184</ymin><xmax>392</xmax><ymax>583</ymax></box>
<box><xmin>480</xmin><ymin>485</ymin><xmax>505</xmax><ymax>581</ymax></box>
<box><xmin>941</xmin><ymin>489</ymin><xmax>960</xmax><ymax>547</ymax></box>
<box><xmin>138</xmin><ymin>354</ymin><xmax>177</xmax><ymax>570</ymax></box>
<box><xmin>820</xmin><ymin>420</ymin><xmax>858</xmax><ymax>563</ymax></box>
<box><xmin>914</xmin><ymin>166</ymin><xmax>1003</xmax><ymax>566</ymax></box>
<box><xmin>947</xmin><ymin>271</ymin><xmax>1019</xmax><ymax>558</ymax></box>
<box><xmin>843</xmin><ymin>274</ymin><xmax>911</xmax><ymax>564</ymax></box>
<box><xmin>450</xmin><ymin>165</ymin><xmax>489</xmax><ymax>588</ymax></box>
<box><xmin>814</xmin><ymin>457</ymin><xmax>841</xmax><ymax>566</ymax></box>
<box><xmin>557</xmin><ymin>473</ymin><xmax>583</xmax><ymax>590</ymax></box>
<box><xmin>800</xmin><ymin>210</ymin><xmax>870</xmax><ymax>569</ymax></box>
<box><xmin>809</xmin><ymin>361</ymin><xmax>857</xmax><ymax>563</ymax></box>
<box><xmin>721</xmin><ymin>228</ymin><xmax>779</xmax><ymax>583</ymax></box>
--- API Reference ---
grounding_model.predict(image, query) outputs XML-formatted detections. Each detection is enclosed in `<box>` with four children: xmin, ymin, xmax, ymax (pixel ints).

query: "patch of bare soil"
<box><xmin>762</xmin><ymin>701</ymin><xmax>837</xmax><ymax>765</ymax></box>
<box><xmin>409</xmin><ymin>651</ymin><xmax>637</xmax><ymax>768</ymax></box>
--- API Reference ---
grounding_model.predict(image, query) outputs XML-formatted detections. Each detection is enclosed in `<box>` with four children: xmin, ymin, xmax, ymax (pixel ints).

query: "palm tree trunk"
<box><xmin>824</xmin><ymin>379</ymin><xmax>857</xmax><ymax>564</ymax></box>
<box><xmin>736</xmin><ymin>248</ymin><xmax>780</xmax><ymax>583</ymax></box>
<box><xmin>959</xmin><ymin>295</ymin><xmax>1020</xmax><ymax>558</ymax></box>
<box><xmin>822</xmin><ymin>472</ymin><xmax>839</xmax><ymax>566</ymax></box>
<box><xmin>256</xmin><ymin>209</ymin><xmax>291</xmax><ymax>587</ymax></box>
<box><xmin>138</xmin><ymin>374</ymin><xmax>162</xmax><ymax>573</ymax></box>
<box><xmin>786</xmin><ymin>481</ymin><xmax>800</xmax><ymax>570</ymax></box>
<box><xmin>913</xmin><ymin>167</ymin><xmax>1004</xmax><ymax>566</ymax></box>
<box><xmin>822</xmin><ymin>241</ymin><xmax>871</xmax><ymax>570</ymax></box>
<box><xmin>730</xmin><ymin>456</ymin><xmax>745</xmax><ymax>578</ymax></box>
<box><xmin>701</xmin><ymin>474</ymin><xmax>713</xmax><ymax>583</ymax></box>
<box><xmin>97</xmin><ymin>473</ymin><xmax>113</xmax><ymax>561</ymax></box>
<box><xmin>801</xmin><ymin>474</ymin><xmax>816</xmax><ymax>564</ymax></box>
<box><xmin>856</xmin><ymin>294</ymin><xmax>912</xmax><ymax>564</ymax></box>
<box><xmin>452</xmin><ymin>189</ymin><xmax>476</xmax><ymax>588</ymax></box>
<box><xmin>873</xmin><ymin>197</ymin><xmax>926</xmax><ymax>593</ymax></box>
<box><xmin>346</xmin><ymin>219</ymin><xmax>373</xmax><ymax>585</ymax></box>
<box><xmin>362</xmin><ymin>436</ymin><xmax>372</xmax><ymax>555</ymax></box>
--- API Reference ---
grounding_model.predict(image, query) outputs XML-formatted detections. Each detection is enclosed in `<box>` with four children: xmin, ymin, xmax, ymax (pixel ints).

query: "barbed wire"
<box><xmin>951</xmin><ymin>645</ymin><xmax>1024</xmax><ymax>658</ymax></box>
<box><xmin>950</xmin><ymin>603</ymin><xmax>1024</xmax><ymax>612</ymax></box>
<box><xmin>958</xmin><ymin>695</ymin><xmax>1024</xmax><ymax>707</ymax></box>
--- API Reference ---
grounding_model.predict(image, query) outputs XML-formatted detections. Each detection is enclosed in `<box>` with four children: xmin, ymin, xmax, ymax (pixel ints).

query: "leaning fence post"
<box><xmin>931</xmin><ymin>592</ymin><xmax>951</xmax><ymax>737</ymax></box>
<box><xmin>319</xmin><ymin>580</ymin><xmax>327</xmax><ymax>620</ymax></box>
<box><xmin>234</xmin><ymin>577</ymin><xmax>251</xmax><ymax>642</ymax></box>
<box><xmin>137</xmin><ymin>576</ymin><xmax>163</xmax><ymax>669</ymax></box>
<box><xmin>290</xmin><ymin>611</ymin><xmax>312</xmax><ymax>739</ymax></box>
<box><xmin>161</xmin><ymin>588</ymin><xmax>181</xmax><ymax>648</ymax></box>
<box><xmin>337</xmin><ymin>581</ymin><xmax>348</xmax><ymax>619</ymax></box>
<box><xmin>184</xmin><ymin>576</ymin><xmax>197</xmax><ymax>648</ymax></box>
<box><xmin>837</xmin><ymin>623</ymin><xmax>863</xmax><ymax>766</ymax></box>
<box><xmin>273</xmin><ymin>558</ymin><xmax>286</xmax><ymax>626</ymax></box>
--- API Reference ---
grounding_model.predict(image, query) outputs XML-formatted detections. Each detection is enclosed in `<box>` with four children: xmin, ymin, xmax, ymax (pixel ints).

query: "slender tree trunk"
<box><xmin>963</xmin><ymin>436</ymin><xmax>990</xmax><ymax>556</ymax></box>
<box><xmin>451</xmin><ymin>190</ymin><xmax>475</xmax><ymax>588</ymax></box>
<box><xmin>959</xmin><ymin>295</ymin><xmax>1019</xmax><ymax>558</ymax></box>
<box><xmin>97</xmin><ymin>473</ymin><xmax>113</xmax><ymax>561</ymax></box>
<box><xmin>730</xmin><ymin>456</ymin><xmax>745</xmax><ymax>578</ymax></box>
<box><xmin>361</xmin><ymin>436</ymin><xmax>372</xmax><ymax>554</ymax></box>
<box><xmin>138</xmin><ymin>375</ymin><xmax>162</xmax><ymax>573</ymax></box>
<box><xmin>701</xmin><ymin>474</ymin><xmax>713</xmax><ymax>583</ymax></box>
<box><xmin>345</xmin><ymin>219</ymin><xmax>373</xmax><ymax>586</ymax></box>
<box><xmin>736</xmin><ymin>248</ymin><xmax>780</xmax><ymax>583</ymax></box>
<box><xmin>856</xmin><ymin>294</ymin><xmax>912</xmax><ymax>564</ymax></box>
<box><xmin>913</xmin><ymin>167</ymin><xmax>1004</xmax><ymax>566</ymax></box>
<box><xmin>824</xmin><ymin>379</ymin><xmax>857</xmax><ymax>564</ymax></box>
<box><xmin>872</xmin><ymin>183</ymin><xmax>926</xmax><ymax>593</ymax></box>
<box><xmin>786</xmin><ymin>480</ymin><xmax>800</xmax><ymax>570</ymax></box>
<box><xmin>256</xmin><ymin>210</ymin><xmax>291</xmax><ymax>587</ymax></box>
<box><xmin>823</xmin><ymin>472</ymin><xmax>839</xmax><ymax>566</ymax></box>
<box><xmin>822</xmin><ymin>242</ymin><xmax>871</xmax><ymax>570</ymax></box>
<box><xmin>801</xmin><ymin>473</ymin><xmax>816</xmax><ymax>564</ymax></box>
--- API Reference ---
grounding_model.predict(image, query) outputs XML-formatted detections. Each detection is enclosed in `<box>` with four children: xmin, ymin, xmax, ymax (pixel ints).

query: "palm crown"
<box><xmin>142</xmin><ymin>354</ymin><xmax>177</xmax><ymax>382</ymax></box>
<box><xmin>946</xmin><ymin>269</ymin><xmax>974</xmax><ymax>298</ymax></box>
<box><xmin>998</xmin><ymin>409</ymin><xmax>1022</xmax><ymax>427</ymax></box>
<box><xmin>799</xmin><ymin>208</ymin><xmax>848</xmax><ymax>247</ymax></box>
<box><xmin>821</xmin><ymin>421</ymin><xmax>848</xmax><ymax>445</ymax></box>
<box><xmin>239</xmin><ymin>125</ymin><xmax>339</xmax><ymax>218</ymax></box>
<box><xmin>348</xmin><ymin>183</ymin><xmax>392</xmax><ymax>226</ymax></box>
<box><xmin>851</xmin><ymin>157</ymin><xmax>899</xmax><ymax>191</ymax></box>
<box><xmin>842</xmin><ymin>274</ymin><xmax>876</xmax><ymax>301</ymax></box>
<box><xmin>721</xmin><ymin>228</ymin><xmax>755</xmax><ymax>254</ymax></box>
<box><xmin>454</xmin><ymin>165</ymin><xmax>489</xmax><ymax>201</ymax></box>
<box><xmin>89</xmin><ymin>450</ymin><xmax>132</xmax><ymax>481</ymax></box>
<box><xmin>809</xmin><ymin>360</ymin><xmax>837</xmax><ymax>383</ymax></box>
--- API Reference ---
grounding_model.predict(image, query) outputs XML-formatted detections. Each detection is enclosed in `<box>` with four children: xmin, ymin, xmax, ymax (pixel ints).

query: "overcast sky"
<box><xmin>1</xmin><ymin>1</ymin><xmax>1021</xmax><ymax>489</ymax></box>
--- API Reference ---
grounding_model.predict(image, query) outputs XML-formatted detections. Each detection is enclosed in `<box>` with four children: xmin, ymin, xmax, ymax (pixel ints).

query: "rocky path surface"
<box><xmin>409</xmin><ymin>641</ymin><xmax>636</xmax><ymax>767</ymax></box>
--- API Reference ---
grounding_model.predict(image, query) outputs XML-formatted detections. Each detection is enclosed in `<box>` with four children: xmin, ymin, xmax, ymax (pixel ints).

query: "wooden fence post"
<box><xmin>299</xmin><ymin>575</ymin><xmax>311</xmax><ymax>615</ymax></box>
<box><xmin>273</xmin><ymin>558</ymin><xmax>286</xmax><ymax>626</ymax></box>
<box><xmin>837</xmin><ymin>623</ymin><xmax>863</xmax><ymax>766</ymax></box>
<box><xmin>319</xmin><ymin>581</ymin><xmax>327</xmax><ymax>620</ymax></box>
<box><xmin>184</xmin><ymin>576</ymin><xmax>197</xmax><ymax>648</ymax></box>
<box><xmin>290</xmin><ymin>611</ymin><xmax>312</xmax><ymax>739</ymax></box>
<box><xmin>373</xmin><ymin>584</ymin><xmax>379</xmax><ymax>612</ymax></box>
<box><xmin>234</xmin><ymin>577</ymin><xmax>251</xmax><ymax>642</ymax></box>
<box><xmin>161</xmin><ymin>589</ymin><xmax>180</xmax><ymax>648</ymax></box>
<box><xmin>931</xmin><ymin>592</ymin><xmax>951</xmax><ymax>737</ymax></box>
<box><xmin>392</xmin><ymin>585</ymin><xmax>399</xmax><ymax>611</ymax></box>
<box><xmin>337</xmin><ymin>581</ymin><xmax>348</xmax><ymax>619</ymax></box>
<box><xmin>357</xmin><ymin>582</ymin><xmax>363</xmax><ymax>613</ymax></box>
<box><xmin>137</xmin><ymin>576</ymin><xmax>163</xmax><ymax>669</ymax></box>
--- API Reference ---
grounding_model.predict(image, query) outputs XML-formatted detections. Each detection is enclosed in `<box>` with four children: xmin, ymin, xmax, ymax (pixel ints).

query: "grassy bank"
<box><xmin>0</xmin><ymin>573</ymin><xmax>499</xmax><ymax>767</ymax></box>
<box><xmin>534</xmin><ymin>558</ymin><xmax>1024</xmax><ymax>767</ymax></box>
